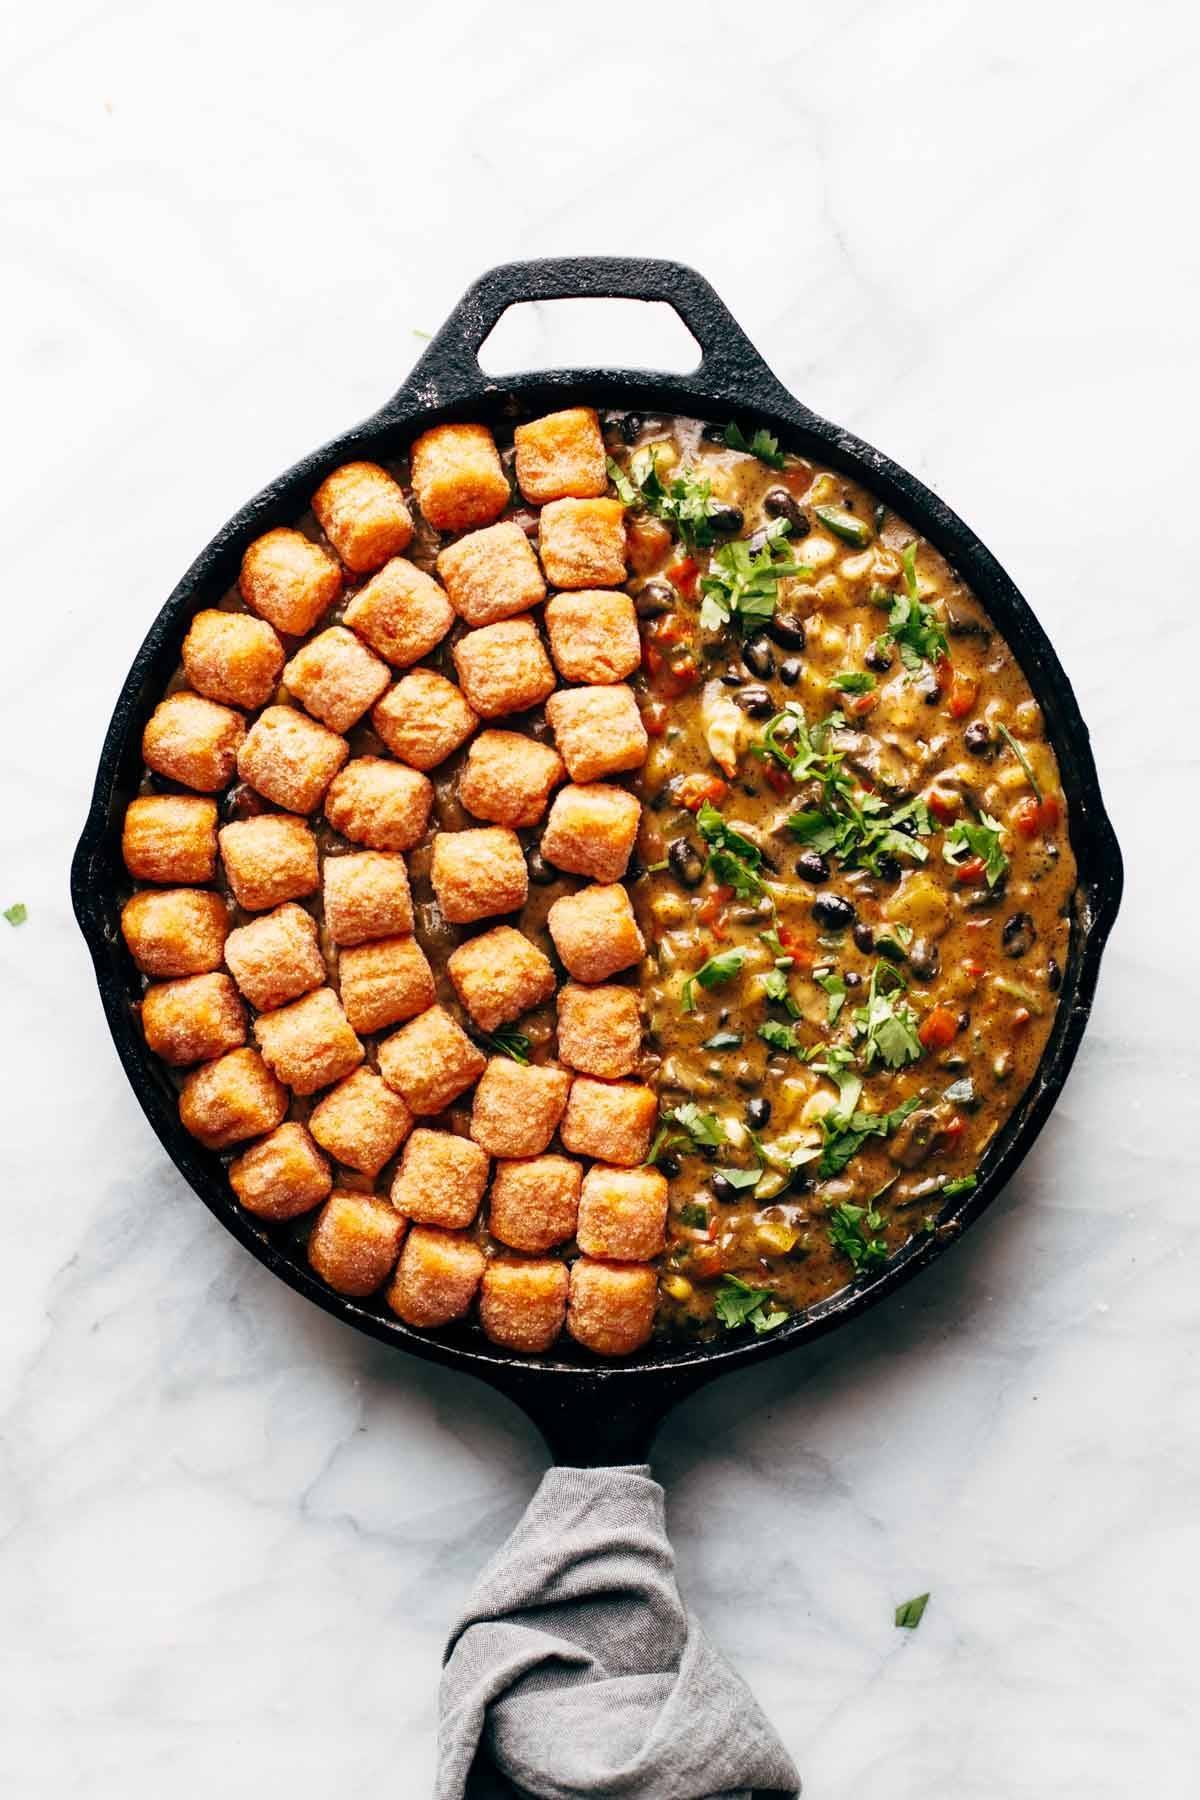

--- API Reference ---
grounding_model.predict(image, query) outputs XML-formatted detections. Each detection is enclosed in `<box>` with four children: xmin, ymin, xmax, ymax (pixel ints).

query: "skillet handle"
<box><xmin>391</xmin><ymin>255</ymin><xmax>801</xmax><ymax>415</ymax></box>
<box><xmin>483</xmin><ymin>1362</ymin><xmax>717</xmax><ymax>1467</ymax></box>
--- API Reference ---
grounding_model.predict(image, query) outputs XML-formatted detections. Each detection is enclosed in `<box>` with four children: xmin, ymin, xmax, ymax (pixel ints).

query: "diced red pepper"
<box><xmin>641</xmin><ymin>700</ymin><xmax>669</xmax><ymax>738</ymax></box>
<box><xmin>941</xmin><ymin>1113</ymin><xmax>966</xmax><ymax>1144</ymax></box>
<box><xmin>653</xmin><ymin>612</ymin><xmax>692</xmax><ymax>646</ymax></box>
<box><xmin>927</xmin><ymin>788</ymin><xmax>960</xmax><ymax>825</ymax></box>
<box><xmin>1012</xmin><ymin>1007</ymin><xmax>1032</xmax><ymax>1028</ymax></box>
<box><xmin>846</xmin><ymin>690</ymin><xmax>879</xmax><ymax>718</ymax></box>
<box><xmin>954</xmin><ymin>855</ymin><xmax>988</xmax><ymax>886</ymax></box>
<box><xmin>665</xmin><ymin>556</ymin><xmax>699</xmax><ymax>601</ymax></box>
<box><xmin>675</xmin><ymin>773</ymin><xmax>728</xmax><ymax>812</ymax></box>
<box><xmin>918</xmin><ymin>1005</ymin><xmax>959</xmax><ymax>1050</ymax></box>
<box><xmin>688</xmin><ymin>1244</ymin><xmax>725</xmax><ymax>1281</ymax></box>
<box><xmin>1013</xmin><ymin>793</ymin><xmax>1061</xmax><ymax>838</ymax></box>
<box><xmin>960</xmin><ymin>958</ymin><xmax>988</xmax><ymax>980</ymax></box>
<box><xmin>935</xmin><ymin>656</ymin><xmax>954</xmax><ymax>694</ymax></box>
<box><xmin>764</xmin><ymin>762</ymin><xmax>792</xmax><ymax>795</ymax></box>
<box><xmin>945</xmin><ymin>670</ymin><xmax>979</xmax><ymax>718</ymax></box>
<box><xmin>697</xmin><ymin>886</ymin><xmax>733</xmax><ymax>940</ymax></box>
<box><xmin>780</xmin><ymin>462</ymin><xmax>813</xmax><ymax>496</ymax></box>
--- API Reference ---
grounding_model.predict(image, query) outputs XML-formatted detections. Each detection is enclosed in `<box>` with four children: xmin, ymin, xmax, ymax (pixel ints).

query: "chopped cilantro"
<box><xmin>814</xmin><ymin>969</ymin><xmax>847</xmax><ymax>1025</ymax></box>
<box><xmin>940</xmin><ymin>1174</ymin><xmax>978</xmax><ymax>1200</ymax></box>
<box><xmin>894</xmin><ymin>1593</ymin><xmax>930</xmax><ymax>1630</ymax></box>
<box><xmin>696</xmin><ymin>802</ymin><xmax>767</xmax><ymax>900</ymax></box>
<box><xmin>698</xmin><ymin>524</ymin><xmax>808</xmax><ymax>632</ymax></box>
<box><xmin>759</xmin><ymin>1019</ymin><xmax>804</xmax><ymax>1054</ymax></box>
<box><xmin>670</xmin><ymin>1102</ymin><xmax>727</xmax><ymax>1149</ymax></box>
<box><xmin>484</xmin><ymin>1027</ymin><xmax>531</xmax><ymax>1063</ymax></box>
<box><xmin>681</xmin><ymin>945</ymin><xmax>750</xmax><ymax>1013</ymax></box>
<box><xmin>714</xmin><ymin>1274</ymin><xmax>789</xmax><ymax>1334</ymax></box>
<box><xmin>3</xmin><ymin>903</ymin><xmax>28</xmax><ymax>927</ymax></box>
<box><xmin>828</xmin><ymin>1202</ymin><xmax>889</xmax><ymax>1271</ymax></box>
<box><xmin>713</xmin><ymin>1165</ymin><xmax>762</xmax><ymax>1192</ymax></box>
<box><xmin>901</xmin><ymin>539</ymin><xmax>921</xmax><ymax>599</ymax></box>
<box><xmin>852</xmin><ymin>962</ymin><xmax>923</xmax><ymax>1071</ymax></box>
<box><xmin>943</xmin><ymin>814</ymin><xmax>1009</xmax><ymax>887</ymax></box>
<box><xmin>723</xmin><ymin>421</ymin><xmax>787</xmax><ymax>468</ymax></box>
<box><xmin>814</xmin><ymin>503</ymin><xmax>872</xmax><ymax>547</ymax></box>
<box><xmin>607</xmin><ymin>452</ymin><xmax>718</xmax><ymax>554</ymax></box>
<box><xmin>830</xmin><ymin>670</ymin><xmax>877</xmax><ymax>694</ymax></box>
<box><xmin>817</xmin><ymin>1089</ymin><xmax>923</xmax><ymax>1180</ymax></box>
<box><xmin>762</xmin><ymin>966</ymin><xmax>799</xmax><ymax>1015</ymax></box>
<box><xmin>678</xmin><ymin>1202</ymin><xmax>710</xmax><ymax>1228</ymax></box>
<box><xmin>884</xmin><ymin>590</ymin><xmax>949</xmax><ymax>674</ymax></box>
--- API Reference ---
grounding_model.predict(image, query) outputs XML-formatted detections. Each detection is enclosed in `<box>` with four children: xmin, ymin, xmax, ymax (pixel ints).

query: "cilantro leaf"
<box><xmin>712</xmin><ymin>1165</ymin><xmax>762</xmax><ymax>1192</ymax></box>
<box><xmin>943</xmin><ymin>814</ymin><xmax>1009</xmax><ymax>887</ymax></box>
<box><xmin>699</xmin><ymin>529</ymin><xmax>808</xmax><ymax>632</ymax></box>
<box><xmin>830</xmin><ymin>670</ymin><xmax>877</xmax><ymax>694</ymax></box>
<box><xmin>3</xmin><ymin>902</ymin><xmax>28</xmax><ymax>927</ymax></box>
<box><xmin>680</xmin><ymin>946</ymin><xmax>750</xmax><ymax>1013</ymax></box>
<box><xmin>670</xmin><ymin>1102</ymin><xmax>727</xmax><ymax>1149</ymax></box>
<box><xmin>723</xmin><ymin>421</ymin><xmax>787</xmax><ymax>469</ymax></box>
<box><xmin>714</xmin><ymin>1274</ymin><xmax>789</xmax><ymax>1334</ymax></box>
<box><xmin>940</xmin><ymin>1174</ymin><xmax>978</xmax><ymax>1200</ymax></box>
<box><xmin>817</xmin><ymin>1091</ymin><xmax>922</xmax><ymax>1179</ymax></box>
<box><xmin>607</xmin><ymin>451</ymin><xmax>719</xmax><ymax>554</ymax></box>
<box><xmin>895</xmin><ymin>1593</ymin><xmax>930</xmax><ymax>1630</ymax></box>
<box><xmin>815</xmin><ymin>969</ymin><xmax>847</xmax><ymax>1025</ymax></box>
<box><xmin>828</xmin><ymin>1202</ymin><xmax>889</xmax><ymax>1270</ymax></box>
<box><xmin>852</xmin><ymin>962</ymin><xmax>923</xmax><ymax>1071</ymax></box>
<box><xmin>678</xmin><ymin>1202</ymin><xmax>710</xmax><ymax>1228</ymax></box>
<box><xmin>762</xmin><ymin>965</ymin><xmax>799</xmax><ymax>1015</ymax></box>
<box><xmin>696</xmin><ymin>802</ymin><xmax>766</xmax><ymax>900</ymax></box>
<box><xmin>759</xmin><ymin>1019</ymin><xmax>804</xmax><ymax>1054</ymax></box>
<box><xmin>886</xmin><ymin>591</ymin><xmax>949</xmax><ymax>672</ymax></box>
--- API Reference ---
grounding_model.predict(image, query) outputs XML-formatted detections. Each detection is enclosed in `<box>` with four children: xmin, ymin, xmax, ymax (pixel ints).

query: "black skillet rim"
<box><xmin>71</xmin><ymin>258</ymin><xmax>1123</xmax><ymax>1428</ymax></box>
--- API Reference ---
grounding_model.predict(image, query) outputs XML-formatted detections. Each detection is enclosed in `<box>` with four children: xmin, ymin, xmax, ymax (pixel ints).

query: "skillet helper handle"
<box><xmin>395</xmin><ymin>254</ymin><xmax>800</xmax><ymax>414</ymax></box>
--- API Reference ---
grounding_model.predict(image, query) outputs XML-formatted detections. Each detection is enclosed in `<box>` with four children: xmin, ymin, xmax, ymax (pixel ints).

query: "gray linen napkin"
<box><xmin>436</xmin><ymin>1463</ymin><xmax>801</xmax><ymax>1800</ymax></box>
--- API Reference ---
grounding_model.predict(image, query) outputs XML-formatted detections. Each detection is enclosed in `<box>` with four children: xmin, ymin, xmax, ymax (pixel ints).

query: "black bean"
<box><xmin>843</xmin><ymin>970</ymin><xmax>862</xmax><ymax>989</ymax></box>
<box><xmin>668</xmin><ymin>838</ymin><xmax>706</xmax><ymax>888</ymax></box>
<box><xmin>963</xmin><ymin>721</ymin><xmax>992</xmax><ymax>756</ymax></box>
<box><xmin>795</xmin><ymin>849</ymin><xmax>830</xmax><ymax>885</ymax></box>
<box><xmin>635</xmin><ymin>581</ymin><xmax>674</xmax><ymax>619</ymax></box>
<box><xmin>779</xmin><ymin>656</ymin><xmax>802</xmax><ymax>687</ymax></box>
<box><xmin>763</xmin><ymin>487</ymin><xmax>807</xmax><ymax>534</ymax></box>
<box><xmin>918</xmin><ymin>671</ymin><xmax>941</xmax><ymax>705</ymax></box>
<box><xmin>618</xmin><ymin>412</ymin><xmax>644</xmax><ymax>444</ymax></box>
<box><xmin>527</xmin><ymin>848</ymin><xmax>556</xmax><ymax>885</ymax></box>
<box><xmin>853</xmin><ymin>922</ymin><xmax>875</xmax><ymax>953</ymax></box>
<box><xmin>1047</xmin><ymin>957</ymin><xmax>1062</xmax><ymax>992</ymax></box>
<box><xmin>746</xmin><ymin>1096</ymin><xmax>772</xmax><ymax>1130</ymax></box>
<box><xmin>658</xmin><ymin>1152</ymin><xmax>681</xmax><ymax>1179</ymax></box>
<box><xmin>721</xmin><ymin>662</ymin><xmax>745</xmax><ymax>687</ymax></box>
<box><xmin>743</xmin><ymin>636</ymin><xmax>776</xmax><ymax>679</ymax></box>
<box><xmin>876</xmin><ymin>854</ymin><xmax>902</xmax><ymax>883</ymax></box>
<box><xmin>865</xmin><ymin>639</ymin><xmax>894</xmax><ymax>673</ymax></box>
<box><xmin>812</xmin><ymin>892</ymin><xmax>857</xmax><ymax>931</ymax></box>
<box><xmin>1003</xmin><ymin>911</ymin><xmax>1036</xmax><ymax>958</ymax></box>
<box><xmin>711</xmin><ymin>1173</ymin><xmax>739</xmax><ymax>1201</ymax></box>
<box><xmin>768</xmin><ymin>611</ymin><xmax>807</xmax><ymax>650</ymax></box>
<box><xmin>708</xmin><ymin>501</ymin><xmax>743</xmax><ymax>535</ymax></box>
<box><xmin>736</xmin><ymin>685</ymin><xmax>775</xmax><ymax>718</ymax></box>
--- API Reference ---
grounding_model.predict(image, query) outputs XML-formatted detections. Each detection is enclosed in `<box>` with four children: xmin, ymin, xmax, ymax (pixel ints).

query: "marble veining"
<box><xmin>1</xmin><ymin>1</ymin><xmax>1196</xmax><ymax>1793</ymax></box>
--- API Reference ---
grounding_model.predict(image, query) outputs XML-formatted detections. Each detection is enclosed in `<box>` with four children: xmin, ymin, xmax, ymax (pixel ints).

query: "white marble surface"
<box><xmin>2</xmin><ymin>2</ymin><xmax>1196</xmax><ymax>1793</ymax></box>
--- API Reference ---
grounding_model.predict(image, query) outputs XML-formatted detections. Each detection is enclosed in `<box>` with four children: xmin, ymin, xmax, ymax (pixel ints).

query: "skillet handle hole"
<box><xmin>476</xmin><ymin>298</ymin><xmax>702</xmax><ymax>378</ymax></box>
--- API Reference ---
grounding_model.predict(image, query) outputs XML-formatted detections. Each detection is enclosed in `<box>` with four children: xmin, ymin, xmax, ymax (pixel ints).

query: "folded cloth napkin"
<box><xmin>436</xmin><ymin>1464</ymin><xmax>801</xmax><ymax>1800</ymax></box>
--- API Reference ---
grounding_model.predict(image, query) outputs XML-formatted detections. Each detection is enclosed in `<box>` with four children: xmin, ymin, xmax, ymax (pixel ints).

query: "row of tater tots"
<box><xmin>119</xmin><ymin>406</ymin><xmax>666</xmax><ymax>1356</ymax></box>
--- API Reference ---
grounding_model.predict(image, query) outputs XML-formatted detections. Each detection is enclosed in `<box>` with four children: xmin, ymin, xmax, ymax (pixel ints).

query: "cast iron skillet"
<box><xmin>72</xmin><ymin>257</ymin><xmax>1123</xmax><ymax>1465</ymax></box>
